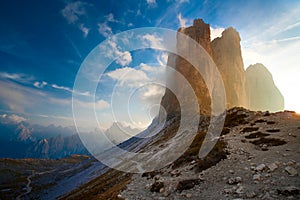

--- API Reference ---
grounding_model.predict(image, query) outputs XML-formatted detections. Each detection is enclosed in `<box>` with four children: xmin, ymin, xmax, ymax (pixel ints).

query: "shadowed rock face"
<box><xmin>160</xmin><ymin>19</ymin><xmax>213</xmax><ymax>115</ymax></box>
<box><xmin>212</xmin><ymin>27</ymin><xmax>248</xmax><ymax>108</ymax></box>
<box><xmin>245</xmin><ymin>63</ymin><xmax>284</xmax><ymax>112</ymax></box>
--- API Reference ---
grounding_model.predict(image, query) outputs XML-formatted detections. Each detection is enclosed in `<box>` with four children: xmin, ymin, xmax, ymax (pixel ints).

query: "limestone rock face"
<box><xmin>211</xmin><ymin>27</ymin><xmax>248</xmax><ymax>108</ymax></box>
<box><xmin>160</xmin><ymin>18</ymin><xmax>284</xmax><ymax>117</ymax></box>
<box><xmin>160</xmin><ymin>19</ymin><xmax>214</xmax><ymax>115</ymax></box>
<box><xmin>245</xmin><ymin>63</ymin><xmax>284</xmax><ymax>112</ymax></box>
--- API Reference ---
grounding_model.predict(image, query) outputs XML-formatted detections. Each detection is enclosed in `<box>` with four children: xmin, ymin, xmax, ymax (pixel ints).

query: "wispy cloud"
<box><xmin>101</xmin><ymin>39</ymin><xmax>132</xmax><ymax>66</ymax></box>
<box><xmin>0</xmin><ymin>113</ymin><xmax>26</xmax><ymax>124</ymax></box>
<box><xmin>176</xmin><ymin>0</ymin><xmax>189</xmax><ymax>3</ymax></box>
<box><xmin>177</xmin><ymin>13</ymin><xmax>187</xmax><ymax>28</ymax></box>
<box><xmin>33</xmin><ymin>81</ymin><xmax>47</xmax><ymax>88</ymax></box>
<box><xmin>79</xmin><ymin>23</ymin><xmax>90</xmax><ymax>37</ymax></box>
<box><xmin>106</xmin><ymin>67</ymin><xmax>149</xmax><ymax>87</ymax></box>
<box><xmin>61</xmin><ymin>1</ymin><xmax>87</xmax><ymax>24</ymax></box>
<box><xmin>98</xmin><ymin>22</ymin><xmax>113</xmax><ymax>37</ymax></box>
<box><xmin>146</xmin><ymin>0</ymin><xmax>157</xmax><ymax>7</ymax></box>
<box><xmin>51</xmin><ymin>84</ymin><xmax>91</xmax><ymax>96</ymax></box>
<box><xmin>0</xmin><ymin>72</ymin><xmax>34</xmax><ymax>84</ymax></box>
<box><xmin>0</xmin><ymin>80</ymin><xmax>44</xmax><ymax>113</ymax></box>
<box><xmin>105</xmin><ymin>13</ymin><xmax>120</xmax><ymax>23</ymax></box>
<box><xmin>61</xmin><ymin>1</ymin><xmax>90</xmax><ymax>37</ymax></box>
<box><xmin>141</xmin><ymin>34</ymin><xmax>163</xmax><ymax>49</ymax></box>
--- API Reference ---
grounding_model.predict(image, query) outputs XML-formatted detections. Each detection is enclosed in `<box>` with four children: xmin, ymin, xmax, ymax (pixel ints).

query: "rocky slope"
<box><xmin>246</xmin><ymin>63</ymin><xmax>284</xmax><ymax>112</ymax></box>
<box><xmin>119</xmin><ymin>108</ymin><xmax>300</xmax><ymax>200</ymax></box>
<box><xmin>59</xmin><ymin>108</ymin><xmax>300</xmax><ymax>200</ymax></box>
<box><xmin>0</xmin><ymin>155</ymin><xmax>107</xmax><ymax>200</ymax></box>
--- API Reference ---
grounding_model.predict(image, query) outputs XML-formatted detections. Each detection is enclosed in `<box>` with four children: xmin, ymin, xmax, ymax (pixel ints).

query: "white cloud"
<box><xmin>52</xmin><ymin>84</ymin><xmax>72</xmax><ymax>93</ymax></box>
<box><xmin>140</xmin><ymin>63</ymin><xmax>155</xmax><ymax>72</ymax></box>
<box><xmin>61</xmin><ymin>1</ymin><xmax>87</xmax><ymax>24</ymax></box>
<box><xmin>79</xmin><ymin>24</ymin><xmax>90</xmax><ymax>37</ymax></box>
<box><xmin>106</xmin><ymin>67</ymin><xmax>149</xmax><ymax>87</ymax></box>
<box><xmin>156</xmin><ymin>52</ymin><xmax>168</xmax><ymax>66</ymax></box>
<box><xmin>51</xmin><ymin>84</ymin><xmax>91</xmax><ymax>96</ymax></box>
<box><xmin>33</xmin><ymin>81</ymin><xmax>47</xmax><ymax>88</ymax></box>
<box><xmin>117</xmin><ymin>51</ymin><xmax>132</xmax><ymax>66</ymax></box>
<box><xmin>74</xmin><ymin>99</ymin><xmax>110</xmax><ymax>111</ymax></box>
<box><xmin>146</xmin><ymin>0</ymin><xmax>157</xmax><ymax>6</ymax></box>
<box><xmin>0</xmin><ymin>114</ymin><xmax>26</xmax><ymax>124</ymax></box>
<box><xmin>176</xmin><ymin>0</ymin><xmax>189</xmax><ymax>3</ymax></box>
<box><xmin>105</xmin><ymin>13</ymin><xmax>119</xmax><ymax>23</ymax></box>
<box><xmin>0</xmin><ymin>80</ymin><xmax>33</xmax><ymax>112</ymax></box>
<box><xmin>140</xmin><ymin>84</ymin><xmax>165</xmax><ymax>99</ymax></box>
<box><xmin>95</xmin><ymin>100</ymin><xmax>110</xmax><ymax>111</ymax></box>
<box><xmin>102</xmin><ymin>40</ymin><xmax>132</xmax><ymax>66</ymax></box>
<box><xmin>210</xmin><ymin>27</ymin><xmax>225</xmax><ymax>41</ymax></box>
<box><xmin>98</xmin><ymin>22</ymin><xmax>113</xmax><ymax>37</ymax></box>
<box><xmin>139</xmin><ymin>63</ymin><xmax>166</xmax><ymax>82</ymax></box>
<box><xmin>177</xmin><ymin>13</ymin><xmax>187</xmax><ymax>28</ymax></box>
<box><xmin>0</xmin><ymin>72</ymin><xmax>34</xmax><ymax>83</ymax></box>
<box><xmin>141</xmin><ymin>34</ymin><xmax>163</xmax><ymax>49</ymax></box>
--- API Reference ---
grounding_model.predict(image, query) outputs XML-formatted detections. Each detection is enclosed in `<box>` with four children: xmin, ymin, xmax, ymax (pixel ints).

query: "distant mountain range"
<box><xmin>0</xmin><ymin>114</ymin><xmax>139</xmax><ymax>159</ymax></box>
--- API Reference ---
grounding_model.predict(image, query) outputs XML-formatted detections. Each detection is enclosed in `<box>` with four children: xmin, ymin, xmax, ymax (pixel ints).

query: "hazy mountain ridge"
<box><xmin>0</xmin><ymin>116</ymin><xmax>141</xmax><ymax>159</ymax></box>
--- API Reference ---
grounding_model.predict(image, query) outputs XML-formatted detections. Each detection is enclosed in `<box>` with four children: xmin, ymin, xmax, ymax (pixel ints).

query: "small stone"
<box><xmin>224</xmin><ymin>188</ymin><xmax>233</xmax><ymax>194</ymax></box>
<box><xmin>246</xmin><ymin>191</ymin><xmax>257</xmax><ymax>198</ymax></box>
<box><xmin>227</xmin><ymin>177</ymin><xmax>242</xmax><ymax>185</ymax></box>
<box><xmin>277</xmin><ymin>186</ymin><xmax>300</xmax><ymax>196</ymax></box>
<box><xmin>285</xmin><ymin>166</ymin><xmax>298</xmax><ymax>176</ymax></box>
<box><xmin>235</xmin><ymin>177</ymin><xmax>242</xmax><ymax>183</ymax></box>
<box><xmin>229</xmin><ymin>170</ymin><xmax>234</xmax><ymax>174</ymax></box>
<box><xmin>235</xmin><ymin>186</ymin><xmax>244</xmax><ymax>194</ymax></box>
<box><xmin>186</xmin><ymin>193</ymin><xmax>192</xmax><ymax>198</ymax></box>
<box><xmin>261</xmin><ymin>144</ymin><xmax>268</xmax><ymax>151</ymax></box>
<box><xmin>268</xmin><ymin>163</ymin><xmax>278</xmax><ymax>172</ymax></box>
<box><xmin>287</xmin><ymin>161</ymin><xmax>294</xmax><ymax>166</ymax></box>
<box><xmin>171</xmin><ymin>169</ymin><xmax>181</xmax><ymax>177</ymax></box>
<box><xmin>163</xmin><ymin>191</ymin><xmax>169</xmax><ymax>197</ymax></box>
<box><xmin>286</xmin><ymin>148</ymin><xmax>292</xmax><ymax>151</ymax></box>
<box><xmin>228</xmin><ymin>178</ymin><xmax>235</xmax><ymax>185</ymax></box>
<box><xmin>255</xmin><ymin>164</ymin><xmax>266</xmax><ymax>171</ymax></box>
<box><xmin>253</xmin><ymin>174</ymin><xmax>261</xmax><ymax>181</ymax></box>
<box><xmin>262</xmin><ymin>192</ymin><xmax>270</xmax><ymax>199</ymax></box>
<box><xmin>150</xmin><ymin>181</ymin><xmax>164</xmax><ymax>192</ymax></box>
<box><xmin>159</xmin><ymin>188</ymin><xmax>165</xmax><ymax>193</ymax></box>
<box><xmin>265</xmin><ymin>173</ymin><xmax>271</xmax><ymax>178</ymax></box>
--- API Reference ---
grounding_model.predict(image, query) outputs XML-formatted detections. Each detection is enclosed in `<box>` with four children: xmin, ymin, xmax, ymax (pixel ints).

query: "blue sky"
<box><xmin>0</xmin><ymin>0</ymin><xmax>299</xmax><ymax>130</ymax></box>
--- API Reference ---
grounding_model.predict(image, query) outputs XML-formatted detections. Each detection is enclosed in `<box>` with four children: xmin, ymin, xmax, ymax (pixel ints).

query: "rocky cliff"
<box><xmin>246</xmin><ymin>63</ymin><xmax>284</xmax><ymax>112</ymax></box>
<box><xmin>212</xmin><ymin>27</ymin><xmax>248</xmax><ymax>108</ymax></box>
<box><xmin>161</xmin><ymin>19</ymin><xmax>284</xmax><ymax>115</ymax></box>
<box><xmin>160</xmin><ymin>19</ymin><xmax>214</xmax><ymax>115</ymax></box>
